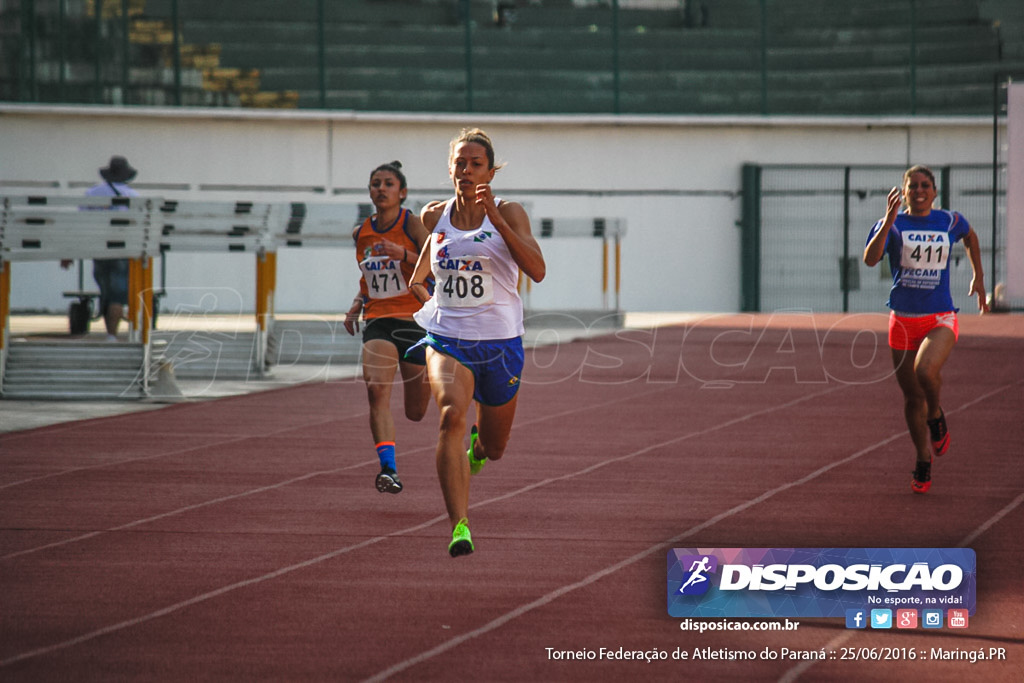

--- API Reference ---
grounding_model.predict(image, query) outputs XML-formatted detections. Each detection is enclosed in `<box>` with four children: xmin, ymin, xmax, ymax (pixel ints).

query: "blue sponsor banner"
<box><xmin>667</xmin><ymin>548</ymin><xmax>975</xmax><ymax>618</ymax></box>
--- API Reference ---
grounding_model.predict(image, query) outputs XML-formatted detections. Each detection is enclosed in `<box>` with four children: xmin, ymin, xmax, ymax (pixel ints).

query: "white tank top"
<box><xmin>414</xmin><ymin>198</ymin><xmax>524</xmax><ymax>339</ymax></box>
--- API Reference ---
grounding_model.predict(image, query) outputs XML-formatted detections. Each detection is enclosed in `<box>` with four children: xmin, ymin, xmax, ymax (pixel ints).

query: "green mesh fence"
<box><xmin>747</xmin><ymin>164</ymin><xmax>1009</xmax><ymax>314</ymax></box>
<box><xmin>0</xmin><ymin>0</ymin><xmax>1019</xmax><ymax>116</ymax></box>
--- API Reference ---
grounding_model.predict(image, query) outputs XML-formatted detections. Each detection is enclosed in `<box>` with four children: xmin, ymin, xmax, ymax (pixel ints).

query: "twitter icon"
<box><xmin>870</xmin><ymin>609</ymin><xmax>893</xmax><ymax>629</ymax></box>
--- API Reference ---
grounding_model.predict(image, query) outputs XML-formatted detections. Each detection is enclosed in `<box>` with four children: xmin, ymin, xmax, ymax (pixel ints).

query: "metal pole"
<box><xmin>121</xmin><ymin>0</ymin><xmax>129</xmax><ymax>104</ymax></box>
<box><xmin>910</xmin><ymin>0</ymin><xmax>917</xmax><ymax>115</ymax></box>
<box><xmin>991</xmin><ymin>73</ymin><xmax>1002</xmax><ymax>288</ymax></box>
<box><xmin>463</xmin><ymin>0</ymin><xmax>473</xmax><ymax>112</ymax></box>
<box><xmin>27</xmin><ymin>0</ymin><xmax>37</xmax><ymax>100</ymax></box>
<box><xmin>94</xmin><ymin>0</ymin><xmax>103</xmax><ymax>103</ymax></box>
<box><xmin>612</xmin><ymin>0</ymin><xmax>620</xmax><ymax>114</ymax></box>
<box><xmin>741</xmin><ymin>164</ymin><xmax>762</xmax><ymax>311</ymax></box>
<box><xmin>171</xmin><ymin>0</ymin><xmax>182</xmax><ymax>106</ymax></box>
<box><xmin>842</xmin><ymin>167</ymin><xmax>851</xmax><ymax>312</ymax></box>
<box><xmin>760</xmin><ymin>0</ymin><xmax>767</xmax><ymax>114</ymax></box>
<box><xmin>58</xmin><ymin>0</ymin><xmax>66</xmax><ymax>100</ymax></box>
<box><xmin>940</xmin><ymin>165</ymin><xmax>951</xmax><ymax>210</ymax></box>
<box><xmin>318</xmin><ymin>0</ymin><xmax>326</xmax><ymax>109</ymax></box>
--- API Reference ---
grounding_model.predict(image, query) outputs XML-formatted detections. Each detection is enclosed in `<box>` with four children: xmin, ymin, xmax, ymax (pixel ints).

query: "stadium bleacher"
<box><xmin>1</xmin><ymin>0</ymin><xmax>1022</xmax><ymax>115</ymax></box>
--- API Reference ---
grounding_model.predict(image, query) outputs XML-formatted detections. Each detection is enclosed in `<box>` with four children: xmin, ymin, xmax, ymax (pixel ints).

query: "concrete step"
<box><xmin>152</xmin><ymin>331</ymin><xmax>262</xmax><ymax>379</ymax></box>
<box><xmin>2</xmin><ymin>341</ymin><xmax>145</xmax><ymax>400</ymax></box>
<box><xmin>268</xmin><ymin>320</ymin><xmax>362</xmax><ymax>365</ymax></box>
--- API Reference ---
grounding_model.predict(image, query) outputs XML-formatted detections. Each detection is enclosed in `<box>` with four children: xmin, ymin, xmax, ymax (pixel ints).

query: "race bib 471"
<box><xmin>359</xmin><ymin>256</ymin><xmax>408</xmax><ymax>299</ymax></box>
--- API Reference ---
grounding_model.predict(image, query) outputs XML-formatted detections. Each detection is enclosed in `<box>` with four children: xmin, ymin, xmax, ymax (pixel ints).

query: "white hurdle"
<box><xmin>535</xmin><ymin>216</ymin><xmax>628</xmax><ymax>311</ymax></box>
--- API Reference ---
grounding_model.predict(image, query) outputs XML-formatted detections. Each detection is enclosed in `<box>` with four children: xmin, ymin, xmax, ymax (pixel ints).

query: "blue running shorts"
<box><xmin>410</xmin><ymin>333</ymin><xmax>524</xmax><ymax>406</ymax></box>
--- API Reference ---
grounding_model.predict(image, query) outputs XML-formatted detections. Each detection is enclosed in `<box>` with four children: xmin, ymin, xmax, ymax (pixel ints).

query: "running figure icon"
<box><xmin>679</xmin><ymin>556</ymin><xmax>712</xmax><ymax>593</ymax></box>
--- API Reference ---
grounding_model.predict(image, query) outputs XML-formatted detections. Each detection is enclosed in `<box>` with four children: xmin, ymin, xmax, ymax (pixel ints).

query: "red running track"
<box><xmin>1</xmin><ymin>313</ymin><xmax>1022</xmax><ymax>682</ymax></box>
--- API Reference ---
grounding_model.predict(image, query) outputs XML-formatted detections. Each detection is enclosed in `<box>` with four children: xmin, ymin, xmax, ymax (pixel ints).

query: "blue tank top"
<box><xmin>866</xmin><ymin>209</ymin><xmax>970</xmax><ymax>314</ymax></box>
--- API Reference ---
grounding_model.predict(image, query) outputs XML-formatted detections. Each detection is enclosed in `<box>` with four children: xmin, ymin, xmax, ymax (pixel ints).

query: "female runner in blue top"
<box><xmin>863</xmin><ymin>165</ymin><xmax>987</xmax><ymax>494</ymax></box>
<box><xmin>407</xmin><ymin>128</ymin><xmax>546</xmax><ymax>556</ymax></box>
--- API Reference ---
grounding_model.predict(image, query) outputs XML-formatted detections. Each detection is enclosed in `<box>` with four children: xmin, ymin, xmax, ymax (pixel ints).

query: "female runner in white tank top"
<box><xmin>408</xmin><ymin>128</ymin><xmax>546</xmax><ymax>557</ymax></box>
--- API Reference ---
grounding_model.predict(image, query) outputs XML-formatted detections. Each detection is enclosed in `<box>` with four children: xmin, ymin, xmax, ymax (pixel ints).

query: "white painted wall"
<box><xmin>1007</xmin><ymin>84</ymin><xmax>1024</xmax><ymax>302</ymax></box>
<box><xmin>0</xmin><ymin>105</ymin><xmax>998</xmax><ymax>314</ymax></box>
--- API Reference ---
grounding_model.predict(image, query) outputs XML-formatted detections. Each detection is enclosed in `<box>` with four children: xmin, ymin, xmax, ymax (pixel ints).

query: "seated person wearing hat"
<box><xmin>61</xmin><ymin>155</ymin><xmax>140</xmax><ymax>341</ymax></box>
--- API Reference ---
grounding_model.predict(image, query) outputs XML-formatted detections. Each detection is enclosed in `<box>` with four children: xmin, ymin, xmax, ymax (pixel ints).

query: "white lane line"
<box><xmin>777</xmin><ymin>492</ymin><xmax>1024</xmax><ymax>683</ymax></box>
<box><xmin>0</xmin><ymin>409</ymin><xmax>370</xmax><ymax>491</ymax></box>
<box><xmin>7</xmin><ymin>379</ymin><xmax>1015</xmax><ymax>673</ymax></box>
<box><xmin>1</xmin><ymin>382</ymin><xmax>680</xmax><ymax>561</ymax></box>
<box><xmin>365</xmin><ymin>381</ymin><xmax>1021</xmax><ymax>682</ymax></box>
<box><xmin>0</xmin><ymin>383</ymin><xmax>830</xmax><ymax>668</ymax></box>
<box><xmin>778</xmin><ymin>381</ymin><xmax>1024</xmax><ymax>683</ymax></box>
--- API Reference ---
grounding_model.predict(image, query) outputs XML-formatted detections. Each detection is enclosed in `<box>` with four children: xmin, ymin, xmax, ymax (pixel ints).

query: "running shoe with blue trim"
<box><xmin>448</xmin><ymin>518</ymin><xmax>474</xmax><ymax>557</ymax></box>
<box><xmin>375</xmin><ymin>467</ymin><xmax>403</xmax><ymax>494</ymax></box>
<box><xmin>467</xmin><ymin>424</ymin><xmax>486</xmax><ymax>475</ymax></box>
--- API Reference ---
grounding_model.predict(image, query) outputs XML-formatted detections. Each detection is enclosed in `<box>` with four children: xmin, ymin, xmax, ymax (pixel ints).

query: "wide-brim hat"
<box><xmin>99</xmin><ymin>155</ymin><xmax>137</xmax><ymax>183</ymax></box>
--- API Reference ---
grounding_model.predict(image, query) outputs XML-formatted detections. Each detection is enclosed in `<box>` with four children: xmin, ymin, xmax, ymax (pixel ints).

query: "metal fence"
<box><xmin>0</xmin><ymin>0</ymin><xmax>1019</xmax><ymax>115</ymax></box>
<box><xmin>741</xmin><ymin>163</ymin><xmax>1014</xmax><ymax>314</ymax></box>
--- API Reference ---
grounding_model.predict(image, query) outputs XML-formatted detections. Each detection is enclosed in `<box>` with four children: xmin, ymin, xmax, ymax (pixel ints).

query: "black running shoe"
<box><xmin>926</xmin><ymin>409</ymin><xmax>949</xmax><ymax>457</ymax></box>
<box><xmin>375</xmin><ymin>467</ymin><xmax>403</xmax><ymax>494</ymax></box>
<box><xmin>911</xmin><ymin>458</ymin><xmax>932</xmax><ymax>494</ymax></box>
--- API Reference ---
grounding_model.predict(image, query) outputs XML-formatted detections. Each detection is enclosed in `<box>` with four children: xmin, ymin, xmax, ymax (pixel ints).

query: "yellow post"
<box><xmin>128</xmin><ymin>257</ymin><xmax>141</xmax><ymax>339</ymax></box>
<box><xmin>602</xmin><ymin>236</ymin><xmax>609</xmax><ymax>310</ymax></box>
<box><xmin>0</xmin><ymin>260</ymin><xmax>10</xmax><ymax>352</ymax></box>
<box><xmin>614</xmin><ymin>234</ymin><xmax>621</xmax><ymax>311</ymax></box>
<box><xmin>255</xmin><ymin>250</ymin><xmax>277</xmax><ymax>374</ymax></box>
<box><xmin>140</xmin><ymin>256</ymin><xmax>153</xmax><ymax>345</ymax></box>
<box><xmin>256</xmin><ymin>250</ymin><xmax>277</xmax><ymax>332</ymax></box>
<box><xmin>266</xmin><ymin>250</ymin><xmax>277</xmax><ymax>322</ymax></box>
<box><xmin>255</xmin><ymin>253</ymin><xmax>265</xmax><ymax>331</ymax></box>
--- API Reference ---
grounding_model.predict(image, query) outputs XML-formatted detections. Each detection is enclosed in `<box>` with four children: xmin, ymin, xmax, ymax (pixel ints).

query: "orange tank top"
<box><xmin>353</xmin><ymin>208</ymin><xmax>422</xmax><ymax>319</ymax></box>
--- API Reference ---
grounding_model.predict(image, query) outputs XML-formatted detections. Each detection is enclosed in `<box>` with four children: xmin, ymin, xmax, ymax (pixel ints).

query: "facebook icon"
<box><xmin>845</xmin><ymin>609</ymin><xmax>867</xmax><ymax>629</ymax></box>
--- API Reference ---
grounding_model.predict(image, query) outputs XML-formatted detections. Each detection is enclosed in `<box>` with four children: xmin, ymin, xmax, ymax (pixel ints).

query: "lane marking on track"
<box><xmin>777</xmin><ymin>381</ymin><xmax>1024</xmax><ymax>683</ymax></box>
<box><xmin>778</xmin><ymin>491</ymin><xmax>1024</xmax><ymax>683</ymax></box>
<box><xmin>1</xmin><ymin>381</ymin><xmax>683</xmax><ymax>560</ymax></box>
<box><xmin>0</xmin><ymin>382</ymin><xmax>822</xmax><ymax>668</ymax></box>
<box><xmin>4</xmin><ymin>380</ymin><xmax>1017</xmax><ymax>673</ymax></box>
<box><xmin>0</xmin><ymin>409</ymin><xmax>371</xmax><ymax>491</ymax></box>
<box><xmin>364</xmin><ymin>381</ymin><xmax>1022</xmax><ymax>683</ymax></box>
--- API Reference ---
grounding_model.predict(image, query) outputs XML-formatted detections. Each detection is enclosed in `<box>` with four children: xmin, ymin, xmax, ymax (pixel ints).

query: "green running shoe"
<box><xmin>467</xmin><ymin>424</ymin><xmax>486</xmax><ymax>475</ymax></box>
<box><xmin>448</xmin><ymin>517</ymin><xmax>474</xmax><ymax>557</ymax></box>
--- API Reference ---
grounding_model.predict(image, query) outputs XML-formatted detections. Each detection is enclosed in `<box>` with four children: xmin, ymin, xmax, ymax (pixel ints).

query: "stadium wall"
<box><xmin>0</xmin><ymin>104</ymin><xmax>998</xmax><ymax>315</ymax></box>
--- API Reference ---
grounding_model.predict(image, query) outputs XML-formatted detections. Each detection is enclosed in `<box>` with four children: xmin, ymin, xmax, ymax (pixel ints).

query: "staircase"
<box><xmin>267</xmin><ymin>320</ymin><xmax>362</xmax><ymax>367</ymax></box>
<box><xmin>1</xmin><ymin>341</ymin><xmax>146</xmax><ymax>400</ymax></box>
<box><xmin>151</xmin><ymin>330</ymin><xmax>262</xmax><ymax>380</ymax></box>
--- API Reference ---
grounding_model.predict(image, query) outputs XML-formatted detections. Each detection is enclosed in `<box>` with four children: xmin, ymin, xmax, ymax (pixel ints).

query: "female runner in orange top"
<box><xmin>344</xmin><ymin>161</ymin><xmax>432</xmax><ymax>493</ymax></box>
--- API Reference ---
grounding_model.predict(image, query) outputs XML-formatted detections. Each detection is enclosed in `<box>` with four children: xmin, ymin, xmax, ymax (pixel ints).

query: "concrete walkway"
<box><xmin>0</xmin><ymin>312</ymin><xmax>699</xmax><ymax>433</ymax></box>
